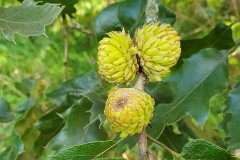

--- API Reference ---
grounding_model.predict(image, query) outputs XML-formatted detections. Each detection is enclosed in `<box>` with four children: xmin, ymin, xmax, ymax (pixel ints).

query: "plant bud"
<box><xmin>135</xmin><ymin>23</ymin><xmax>181</xmax><ymax>82</ymax></box>
<box><xmin>104</xmin><ymin>88</ymin><xmax>154</xmax><ymax>138</ymax></box>
<box><xmin>97</xmin><ymin>29</ymin><xmax>139</xmax><ymax>84</ymax></box>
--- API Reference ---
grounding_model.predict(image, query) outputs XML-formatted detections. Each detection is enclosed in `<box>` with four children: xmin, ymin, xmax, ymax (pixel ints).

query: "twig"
<box><xmin>62</xmin><ymin>14</ymin><xmax>69</xmax><ymax>81</ymax></box>
<box><xmin>134</xmin><ymin>72</ymin><xmax>151</xmax><ymax>160</ymax></box>
<box><xmin>0</xmin><ymin>75</ymin><xmax>26</xmax><ymax>98</ymax></box>
<box><xmin>229</xmin><ymin>41</ymin><xmax>240</xmax><ymax>56</ymax></box>
<box><xmin>134</xmin><ymin>72</ymin><xmax>148</xmax><ymax>90</ymax></box>
<box><xmin>70</xmin><ymin>26</ymin><xmax>95</xmax><ymax>36</ymax></box>
<box><xmin>147</xmin><ymin>134</ymin><xmax>185</xmax><ymax>160</ymax></box>
<box><xmin>137</xmin><ymin>128</ymin><xmax>150</xmax><ymax>160</ymax></box>
<box><xmin>71</xmin><ymin>19</ymin><xmax>95</xmax><ymax>36</ymax></box>
<box><xmin>134</xmin><ymin>73</ymin><xmax>157</xmax><ymax>160</ymax></box>
<box><xmin>145</xmin><ymin>0</ymin><xmax>159</xmax><ymax>24</ymax></box>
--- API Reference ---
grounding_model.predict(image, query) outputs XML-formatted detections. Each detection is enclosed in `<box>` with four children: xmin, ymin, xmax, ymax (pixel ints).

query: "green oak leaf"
<box><xmin>34</xmin><ymin>106</ymin><xmax>66</xmax><ymax>155</ymax></box>
<box><xmin>34</xmin><ymin>0</ymin><xmax>78</xmax><ymax>15</ymax></box>
<box><xmin>148</xmin><ymin>48</ymin><xmax>228</xmax><ymax>138</ymax></box>
<box><xmin>223</xmin><ymin>83</ymin><xmax>240</xmax><ymax>150</ymax></box>
<box><xmin>181</xmin><ymin>139</ymin><xmax>236</xmax><ymax>160</ymax></box>
<box><xmin>36</xmin><ymin>71</ymin><xmax>108</xmax><ymax>153</ymax></box>
<box><xmin>47</xmin><ymin>97</ymin><xmax>108</xmax><ymax>151</ymax></box>
<box><xmin>34</xmin><ymin>92</ymin><xmax>90</xmax><ymax>155</ymax></box>
<box><xmin>0</xmin><ymin>0</ymin><xmax>62</xmax><ymax>41</ymax></box>
<box><xmin>117</xmin><ymin>0</ymin><xmax>146</xmax><ymax>34</ymax></box>
<box><xmin>158</xmin><ymin>126</ymin><xmax>188</xmax><ymax>153</ymax></box>
<box><xmin>47</xmin><ymin>71</ymin><xmax>100</xmax><ymax>107</ymax></box>
<box><xmin>145</xmin><ymin>82</ymin><xmax>173</xmax><ymax>104</ymax></box>
<box><xmin>94</xmin><ymin>0</ymin><xmax>176</xmax><ymax>40</ymax></box>
<box><xmin>18</xmin><ymin>0</ymin><xmax>78</xmax><ymax>15</ymax></box>
<box><xmin>0</xmin><ymin>133</ymin><xmax>23</xmax><ymax>160</ymax></box>
<box><xmin>94</xmin><ymin>3</ymin><xmax>122</xmax><ymax>41</ymax></box>
<box><xmin>118</xmin><ymin>0</ymin><xmax>176</xmax><ymax>36</ymax></box>
<box><xmin>0</xmin><ymin>98</ymin><xmax>15</xmax><ymax>122</ymax></box>
<box><xmin>85</xmin><ymin>89</ymin><xmax>107</xmax><ymax>121</ymax></box>
<box><xmin>14</xmin><ymin>104</ymin><xmax>45</xmax><ymax>159</ymax></box>
<box><xmin>51</xmin><ymin>141</ymin><xmax>116</xmax><ymax>160</ymax></box>
<box><xmin>181</xmin><ymin>24</ymin><xmax>235</xmax><ymax>58</ymax></box>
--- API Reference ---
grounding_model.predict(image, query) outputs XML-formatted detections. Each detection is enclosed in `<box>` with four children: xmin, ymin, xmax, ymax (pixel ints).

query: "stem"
<box><xmin>134</xmin><ymin>72</ymin><xmax>150</xmax><ymax>160</ymax></box>
<box><xmin>147</xmin><ymin>135</ymin><xmax>184</xmax><ymax>160</ymax></box>
<box><xmin>71</xmin><ymin>19</ymin><xmax>95</xmax><ymax>36</ymax></box>
<box><xmin>134</xmin><ymin>0</ymin><xmax>159</xmax><ymax>159</ymax></box>
<box><xmin>145</xmin><ymin>0</ymin><xmax>159</xmax><ymax>24</ymax></box>
<box><xmin>137</xmin><ymin>128</ymin><xmax>149</xmax><ymax>160</ymax></box>
<box><xmin>0</xmin><ymin>75</ymin><xmax>26</xmax><ymax>98</ymax></box>
<box><xmin>134</xmin><ymin>72</ymin><xmax>148</xmax><ymax>90</ymax></box>
<box><xmin>62</xmin><ymin>14</ymin><xmax>69</xmax><ymax>81</ymax></box>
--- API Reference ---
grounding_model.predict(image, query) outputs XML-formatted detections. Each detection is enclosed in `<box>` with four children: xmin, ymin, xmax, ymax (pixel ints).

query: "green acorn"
<box><xmin>104</xmin><ymin>88</ymin><xmax>155</xmax><ymax>138</ymax></box>
<box><xmin>97</xmin><ymin>29</ymin><xmax>139</xmax><ymax>84</ymax></box>
<box><xmin>135</xmin><ymin>23</ymin><xmax>181</xmax><ymax>82</ymax></box>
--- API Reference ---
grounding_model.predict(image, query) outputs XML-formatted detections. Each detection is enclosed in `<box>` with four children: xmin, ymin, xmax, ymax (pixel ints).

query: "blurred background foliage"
<box><xmin>0</xmin><ymin>0</ymin><xmax>239</xmax><ymax>159</ymax></box>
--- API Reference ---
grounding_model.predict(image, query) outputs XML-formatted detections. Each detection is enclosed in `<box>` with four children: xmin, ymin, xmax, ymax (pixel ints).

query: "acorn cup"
<box><xmin>97</xmin><ymin>29</ymin><xmax>139</xmax><ymax>84</ymax></box>
<box><xmin>104</xmin><ymin>88</ymin><xmax>155</xmax><ymax>138</ymax></box>
<box><xmin>135</xmin><ymin>23</ymin><xmax>181</xmax><ymax>82</ymax></box>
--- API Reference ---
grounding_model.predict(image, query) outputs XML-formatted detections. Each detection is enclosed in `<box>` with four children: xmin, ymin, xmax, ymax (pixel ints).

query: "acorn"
<box><xmin>104</xmin><ymin>88</ymin><xmax>155</xmax><ymax>138</ymax></box>
<box><xmin>135</xmin><ymin>23</ymin><xmax>181</xmax><ymax>82</ymax></box>
<box><xmin>97</xmin><ymin>29</ymin><xmax>139</xmax><ymax>84</ymax></box>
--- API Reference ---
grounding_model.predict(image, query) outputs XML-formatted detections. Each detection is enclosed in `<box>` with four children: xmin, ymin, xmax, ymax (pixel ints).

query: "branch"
<box><xmin>134</xmin><ymin>72</ymin><xmax>148</xmax><ymax>90</ymax></box>
<box><xmin>134</xmin><ymin>72</ymin><xmax>152</xmax><ymax>160</ymax></box>
<box><xmin>134</xmin><ymin>0</ymin><xmax>159</xmax><ymax>159</ymax></box>
<box><xmin>0</xmin><ymin>75</ymin><xmax>26</xmax><ymax>98</ymax></box>
<box><xmin>62</xmin><ymin>14</ymin><xmax>69</xmax><ymax>81</ymax></box>
<box><xmin>145</xmin><ymin>0</ymin><xmax>159</xmax><ymax>24</ymax></box>
<box><xmin>137</xmin><ymin>128</ymin><xmax>150</xmax><ymax>160</ymax></box>
<box><xmin>71</xmin><ymin>19</ymin><xmax>95</xmax><ymax>36</ymax></box>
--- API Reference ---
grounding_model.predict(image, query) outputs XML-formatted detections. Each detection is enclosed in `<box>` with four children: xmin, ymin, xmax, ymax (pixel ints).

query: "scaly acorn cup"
<box><xmin>135</xmin><ymin>23</ymin><xmax>181</xmax><ymax>82</ymax></box>
<box><xmin>104</xmin><ymin>88</ymin><xmax>155</xmax><ymax>138</ymax></box>
<box><xmin>97</xmin><ymin>29</ymin><xmax>139</xmax><ymax>84</ymax></box>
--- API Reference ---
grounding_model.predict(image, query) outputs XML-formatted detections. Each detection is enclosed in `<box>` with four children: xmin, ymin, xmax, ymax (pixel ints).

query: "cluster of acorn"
<box><xmin>97</xmin><ymin>23</ymin><xmax>181</xmax><ymax>138</ymax></box>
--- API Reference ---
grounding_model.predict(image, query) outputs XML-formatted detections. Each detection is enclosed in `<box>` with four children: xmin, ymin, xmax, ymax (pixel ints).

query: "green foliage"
<box><xmin>181</xmin><ymin>24</ymin><xmax>236</xmax><ymax>58</ymax></box>
<box><xmin>0</xmin><ymin>0</ymin><xmax>62</xmax><ymax>41</ymax></box>
<box><xmin>47</xmin><ymin>71</ymin><xmax>101</xmax><ymax>106</ymax></box>
<box><xmin>94</xmin><ymin>0</ymin><xmax>176</xmax><ymax>40</ymax></box>
<box><xmin>47</xmin><ymin>97</ymin><xmax>108</xmax><ymax>151</ymax></box>
<box><xmin>223</xmin><ymin>83</ymin><xmax>240</xmax><ymax>151</ymax></box>
<box><xmin>0</xmin><ymin>98</ymin><xmax>14</xmax><ymax>122</ymax></box>
<box><xmin>181</xmin><ymin>139</ymin><xmax>236</xmax><ymax>160</ymax></box>
<box><xmin>94</xmin><ymin>3</ymin><xmax>122</xmax><ymax>41</ymax></box>
<box><xmin>149</xmin><ymin>48</ymin><xmax>228</xmax><ymax>138</ymax></box>
<box><xmin>33</xmin><ymin>0</ymin><xmax>78</xmax><ymax>15</ymax></box>
<box><xmin>14</xmin><ymin>105</ymin><xmax>45</xmax><ymax>159</ymax></box>
<box><xmin>158</xmin><ymin>126</ymin><xmax>188</xmax><ymax>153</ymax></box>
<box><xmin>1</xmin><ymin>0</ymin><xmax>240</xmax><ymax>159</ymax></box>
<box><xmin>0</xmin><ymin>133</ymin><xmax>23</xmax><ymax>160</ymax></box>
<box><xmin>51</xmin><ymin>141</ymin><xmax>117</xmax><ymax>160</ymax></box>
